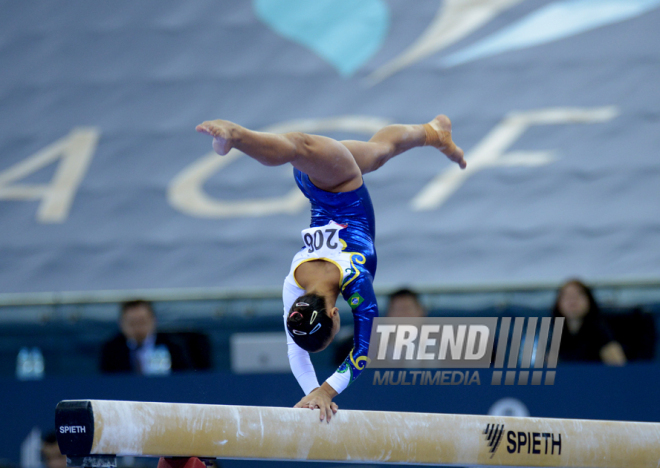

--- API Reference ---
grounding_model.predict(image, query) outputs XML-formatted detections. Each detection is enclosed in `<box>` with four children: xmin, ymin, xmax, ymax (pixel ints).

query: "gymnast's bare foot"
<box><xmin>423</xmin><ymin>115</ymin><xmax>466</xmax><ymax>169</ymax></box>
<box><xmin>196</xmin><ymin>120</ymin><xmax>233</xmax><ymax>155</ymax></box>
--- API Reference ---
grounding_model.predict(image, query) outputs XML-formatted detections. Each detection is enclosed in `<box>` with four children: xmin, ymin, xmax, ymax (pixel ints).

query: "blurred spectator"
<box><xmin>41</xmin><ymin>432</ymin><xmax>66</xmax><ymax>468</ymax></box>
<box><xmin>386</xmin><ymin>288</ymin><xmax>426</xmax><ymax>318</ymax></box>
<box><xmin>553</xmin><ymin>279</ymin><xmax>626</xmax><ymax>365</ymax></box>
<box><xmin>333</xmin><ymin>288</ymin><xmax>426</xmax><ymax>365</ymax></box>
<box><xmin>100</xmin><ymin>300</ymin><xmax>193</xmax><ymax>374</ymax></box>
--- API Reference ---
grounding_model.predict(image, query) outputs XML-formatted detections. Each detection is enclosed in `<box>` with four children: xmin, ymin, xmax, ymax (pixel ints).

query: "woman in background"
<box><xmin>553</xmin><ymin>279</ymin><xmax>626</xmax><ymax>365</ymax></box>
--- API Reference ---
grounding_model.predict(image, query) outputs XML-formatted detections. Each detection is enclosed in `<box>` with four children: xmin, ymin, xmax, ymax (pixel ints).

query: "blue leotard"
<box><xmin>282</xmin><ymin>169</ymin><xmax>378</xmax><ymax>394</ymax></box>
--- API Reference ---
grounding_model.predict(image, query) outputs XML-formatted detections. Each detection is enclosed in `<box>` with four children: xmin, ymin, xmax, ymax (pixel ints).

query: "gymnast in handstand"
<box><xmin>196</xmin><ymin>115</ymin><xmax>465</xmax><ymax>422</ymax></box>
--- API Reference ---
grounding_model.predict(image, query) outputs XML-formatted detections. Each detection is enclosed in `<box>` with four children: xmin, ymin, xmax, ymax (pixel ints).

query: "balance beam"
<box><xmin>55</xmin><ymin>400</ymin><xmax>660</xmax><ymax>467</ymax></box>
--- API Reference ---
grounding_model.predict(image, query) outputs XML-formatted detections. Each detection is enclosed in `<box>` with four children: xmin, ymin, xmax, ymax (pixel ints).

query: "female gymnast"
<box><xmin>196</xmin><ymin>115</ymin><xmax>465</xmax><ymax>422</ymax></box>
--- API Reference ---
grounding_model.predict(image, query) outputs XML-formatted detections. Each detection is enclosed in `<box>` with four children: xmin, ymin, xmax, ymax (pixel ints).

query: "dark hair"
<box><xmin>286</xmin><ymin>293</ymin><xmax>334</xmax><ymax>352</ymax></box>
<box><xmin>121</xmin><ymin>300</ymin><xmax>154</xmax><ymax>316</ymax></box>
<box><xmin>42</xmin><ymin>431</ymin><xmax>58</xmax><ymax>444</ymax></box>
<box><xmin>552</xmin><ymin>279</ymin><xmax>600</xmax><ymax>322</ymax></box>
<box><xmin>389</xmin><ymin>288</ymin><xmax>420</xmax><ymax>303</ymax></box>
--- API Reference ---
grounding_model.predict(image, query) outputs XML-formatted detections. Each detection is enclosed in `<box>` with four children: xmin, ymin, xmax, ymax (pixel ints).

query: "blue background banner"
<box><xmin>2</xmin><ymin>0</ymin><xmax>660</xmax><ymax>295</ymax></box>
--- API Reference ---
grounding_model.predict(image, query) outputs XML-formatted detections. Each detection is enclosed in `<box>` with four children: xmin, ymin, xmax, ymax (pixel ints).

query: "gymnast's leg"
<box><xmin>340</xmin><ymin>115</ymin><xmax>466</xmax><ymax>173</ymax></box>
<box><xmin>196</xmin><ymin>119</ymin><xmax>363</xmax><ymax>192</ymax></box>
<box><xmin>195</xmin><ymin>115</ymin><xmax>465</xmax><ymax>192</ymax></box>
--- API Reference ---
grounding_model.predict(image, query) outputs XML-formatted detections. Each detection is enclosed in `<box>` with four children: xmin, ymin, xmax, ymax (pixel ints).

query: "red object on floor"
<box><xmin>157</xmin><ymin>457</ymin><xmax>208</xmax><ymax>468</ymax></box>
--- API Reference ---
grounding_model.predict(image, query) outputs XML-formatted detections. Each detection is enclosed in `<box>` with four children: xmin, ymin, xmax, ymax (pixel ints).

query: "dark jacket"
<box><xmin>558</xmin><ymin>317</ymin><xmax>615</xmax><ymax>362</ymax></box>
<box><xmin>100</xmin><ymin>332</ymin><xmax>192</xmax><ymax>373</ymax></box>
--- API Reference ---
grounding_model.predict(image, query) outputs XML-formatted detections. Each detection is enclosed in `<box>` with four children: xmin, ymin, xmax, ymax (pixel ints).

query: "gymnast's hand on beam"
<box><xmin>294</xmin><ymin>383</ymin><xmax>339</xmax><ymax>423</ymax></box>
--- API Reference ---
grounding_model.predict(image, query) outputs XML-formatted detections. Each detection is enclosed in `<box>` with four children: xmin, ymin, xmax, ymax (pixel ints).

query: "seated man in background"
<box><xmin>100</xmin><ymin>300</ymin><xmax>193</xmax><ymax>374</ymax></box>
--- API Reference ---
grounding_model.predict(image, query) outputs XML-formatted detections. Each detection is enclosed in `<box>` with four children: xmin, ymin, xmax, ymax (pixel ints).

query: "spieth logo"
<box><xmin>59</xmin><ymin>425</ymin><xmax>86</xmax><ymax>434</ymax></box>
<box><xmin>483</xmin><ymin>424</ymin><xmax>564</xmax><ymax>458</ymax></box>
<box><xmin>483</xmin><ymin>424</ymin><xmax>505</xmax><ymax>458</ymax></box>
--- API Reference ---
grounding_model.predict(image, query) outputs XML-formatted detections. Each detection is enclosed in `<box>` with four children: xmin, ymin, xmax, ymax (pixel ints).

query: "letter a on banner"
<box><xmin>0</xmin><ymin>128</ymin><xmax>99</xmax><ymax>223</ymax></box>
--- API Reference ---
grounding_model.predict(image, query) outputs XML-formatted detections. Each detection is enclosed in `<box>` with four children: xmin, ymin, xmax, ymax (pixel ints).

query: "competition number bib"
<box><xmin>301</xmin><ymin>221</ymin><xmax>346</xmax><ymax>256</ymax></box>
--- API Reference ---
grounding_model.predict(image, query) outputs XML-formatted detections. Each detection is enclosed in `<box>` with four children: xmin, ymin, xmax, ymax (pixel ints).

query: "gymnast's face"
<box><xmin>120</xmin><ymin>304</ymin><xmax>156</xmax><ymax>345</ymax></box>
<box><xmin>558</xmin><ymin>283</ymin><xmax>590</xmax><ymax>319</ymax></box>
<box><xmin>318</xmin><ymin>298</ymin><xmax>341</xmax><ymax>352</ymax></box>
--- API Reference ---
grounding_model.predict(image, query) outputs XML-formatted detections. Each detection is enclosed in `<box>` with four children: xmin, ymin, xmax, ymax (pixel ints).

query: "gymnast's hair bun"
<box><xmin>286</xmin><ymin>294</ymin><xmax>334</xmax><ymax>352</ymax></box>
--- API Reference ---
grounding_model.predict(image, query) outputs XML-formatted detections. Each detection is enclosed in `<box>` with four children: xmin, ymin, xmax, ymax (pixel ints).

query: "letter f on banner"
<box><xmin>411</xmin><ymin>107</ymin><xmax>618</xmax><ymax>211</ymax></box>
<box><xmin>0</xmin><ymin>128</ymin><xmax>99</xmax><ymax>223</ymax></box>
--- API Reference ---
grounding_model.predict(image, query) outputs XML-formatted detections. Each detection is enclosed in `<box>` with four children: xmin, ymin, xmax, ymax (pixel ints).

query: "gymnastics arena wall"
<box><xmin>0</xmin><ymin>291</ymin><xmax>658</xmax><ymax>377</ymax></box>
